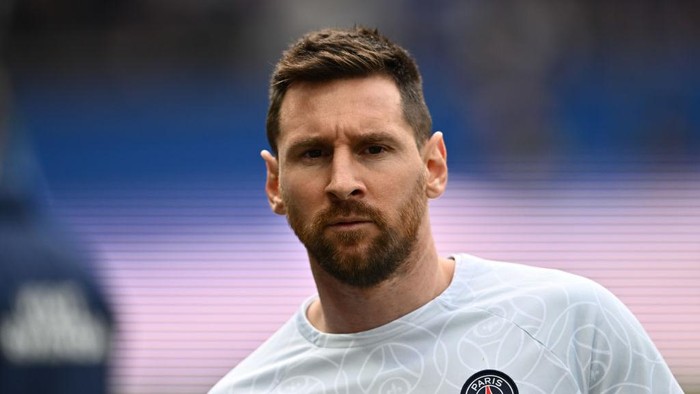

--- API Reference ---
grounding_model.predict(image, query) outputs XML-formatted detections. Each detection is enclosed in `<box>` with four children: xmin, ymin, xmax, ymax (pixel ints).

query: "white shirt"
<box><xmin>210</xmin><ymin>254</ymin><xmax>682</xmax><ymax>393</ymax></box>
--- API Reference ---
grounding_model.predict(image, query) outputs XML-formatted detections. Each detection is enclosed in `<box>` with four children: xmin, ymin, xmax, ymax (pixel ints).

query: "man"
<box><xmin>210</xmin><ymin>27</ymin><xmax>682</xmax><ymax>393</ymax></box>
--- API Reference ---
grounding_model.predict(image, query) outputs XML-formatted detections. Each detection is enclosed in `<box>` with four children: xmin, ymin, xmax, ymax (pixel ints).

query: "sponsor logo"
<box><xmin>461</xmin><ymin>369</ymin><xmax>519</xmax><ymax>394</ymax></box>
<box><xmin>0</xmin><ymin>281</ymin><xmax>110</xmax><ymax>364</ymax></box>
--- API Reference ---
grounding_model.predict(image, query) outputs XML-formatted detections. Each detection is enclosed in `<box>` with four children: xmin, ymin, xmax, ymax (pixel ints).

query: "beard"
<box><xmin>284</xmin><ymin>174</ymin><xmax>427</xmax><ymax>288</ymax></box>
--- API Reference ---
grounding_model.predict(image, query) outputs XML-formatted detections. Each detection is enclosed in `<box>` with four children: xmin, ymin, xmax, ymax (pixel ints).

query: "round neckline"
<box><xmin>296</xmin><ymin>255</ymin><xmax>469</xmax><ymax>348</ymax></box>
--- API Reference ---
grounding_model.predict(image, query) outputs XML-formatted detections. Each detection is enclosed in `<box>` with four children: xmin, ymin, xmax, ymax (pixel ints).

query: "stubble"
<box><xmin>285</xmin><ymin>174</ymin><xmax>427</xmax><ymax>288</ymax></box>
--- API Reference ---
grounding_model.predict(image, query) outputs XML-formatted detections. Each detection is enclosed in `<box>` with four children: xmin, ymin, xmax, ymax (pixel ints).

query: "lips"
<box><xmin>327</xmin><ymin>217</ymin><xmax>373</xmax><ymax>227</ymax></box>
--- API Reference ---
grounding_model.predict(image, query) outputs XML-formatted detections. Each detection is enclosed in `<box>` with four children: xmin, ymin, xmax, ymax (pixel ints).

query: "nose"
<box><xmin>325</xmin><ymin>150</ymin><xmax>365</xmax><ymax>200</ymax></box>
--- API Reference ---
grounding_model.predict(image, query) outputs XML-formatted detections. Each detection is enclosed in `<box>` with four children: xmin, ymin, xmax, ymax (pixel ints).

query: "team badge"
<box><xmin>460</xmin><ymin>369</ymin><xmax>519</xmax><ymax>394</ymax></box>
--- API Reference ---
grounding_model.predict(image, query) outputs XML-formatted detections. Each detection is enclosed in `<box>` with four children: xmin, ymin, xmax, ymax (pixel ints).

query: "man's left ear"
<box><xmin>423</xmin><ymin>131</ymin><xmax>448</xmax><ymax>199</ymax></box>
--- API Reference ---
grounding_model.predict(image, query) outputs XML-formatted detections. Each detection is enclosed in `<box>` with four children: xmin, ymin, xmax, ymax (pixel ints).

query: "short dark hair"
<box><xmin>266</xmin><ymin>27</ymin><xmax>432</xmax><ymax>154</ymax></box>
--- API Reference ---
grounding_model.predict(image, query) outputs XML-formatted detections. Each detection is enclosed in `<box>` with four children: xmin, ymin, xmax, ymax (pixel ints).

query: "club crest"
<box><xmin>461</xmin><ymin>369</ymin><xmax>519</xmax><ymax>394</ymax></box>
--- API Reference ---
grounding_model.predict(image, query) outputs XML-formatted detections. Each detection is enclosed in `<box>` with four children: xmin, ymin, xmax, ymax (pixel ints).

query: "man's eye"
<box><xmin>366</xmin><ymin>146</ymin><xmax>385</xmax><ymax>155</ymax></box>
<box><xmin>303</xmin><ymin>149</ymin><xmax>324</xmax><ymax>159</ymax></box>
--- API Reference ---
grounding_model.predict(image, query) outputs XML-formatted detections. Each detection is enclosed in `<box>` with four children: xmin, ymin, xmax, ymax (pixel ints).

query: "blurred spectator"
<box><xmin>1</xmin><ymin>2</ymin><xmax>113</xmax><ymax>393</ymax></box>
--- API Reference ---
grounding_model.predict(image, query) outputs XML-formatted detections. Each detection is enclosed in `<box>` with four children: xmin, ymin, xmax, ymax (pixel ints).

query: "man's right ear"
<box><xmin>261</xmin><ymin>150</ymin><xmax>287</xmax><ymax>215</ymax></box>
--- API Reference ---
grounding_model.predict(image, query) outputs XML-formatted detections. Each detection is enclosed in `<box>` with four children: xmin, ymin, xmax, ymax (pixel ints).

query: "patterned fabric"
<box><xmin>210</xmin><ymin>254</ymin><xmax>682</xmax><ymax>394</ymax></box>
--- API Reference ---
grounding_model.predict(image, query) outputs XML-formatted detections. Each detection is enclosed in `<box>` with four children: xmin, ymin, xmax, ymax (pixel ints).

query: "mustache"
<box><xmin>314</xmin><ymin>200</ymin><xmax>385</xmax><ymax>227</ymax></box>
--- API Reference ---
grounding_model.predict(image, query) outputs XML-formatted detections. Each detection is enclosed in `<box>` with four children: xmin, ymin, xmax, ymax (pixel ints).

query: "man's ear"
<box><xmin>261</xmin><ymin>150</ymin><xmax>287</xmax><ymax>215</ymax></box>
<box><xmin>423</xmin><ymin>132</ymin><xmax>448</xmax><ymax>199</ymax></box>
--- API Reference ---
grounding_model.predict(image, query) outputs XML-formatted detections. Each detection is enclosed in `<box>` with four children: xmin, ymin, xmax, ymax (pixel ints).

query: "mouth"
<box><xmin>327</xmin><ymin>218</ymin><xmax>373</xmax><ymax>229</ymax></box>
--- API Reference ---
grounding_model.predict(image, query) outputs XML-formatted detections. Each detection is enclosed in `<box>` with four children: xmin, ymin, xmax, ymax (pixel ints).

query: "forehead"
<box><xmin>277</xmin><ymin>75</ymin><xmax>411</xmax><ymax>149</ymax></box>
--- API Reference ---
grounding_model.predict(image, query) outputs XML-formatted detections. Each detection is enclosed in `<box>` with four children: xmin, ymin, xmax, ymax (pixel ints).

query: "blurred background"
<box><xmin>2</xmin><ymin>0</ymin><xmax>699</xmax><ymax>393</ymax></box>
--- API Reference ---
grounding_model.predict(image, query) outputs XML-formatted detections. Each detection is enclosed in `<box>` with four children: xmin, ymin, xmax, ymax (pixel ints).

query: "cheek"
<box><xmin>378</xmin><ymin>170</ymin><xmax>427</xmax><ymax>213</ymax></box>
<box><xmin>280</xmin><ymin>177</ymin><xmax>322</xmax><ymax>214</ymax></box>
<box><xmin>372</xmin><ymin>167</ymin><xmax>424</xmax><ymax>198</ymax></box>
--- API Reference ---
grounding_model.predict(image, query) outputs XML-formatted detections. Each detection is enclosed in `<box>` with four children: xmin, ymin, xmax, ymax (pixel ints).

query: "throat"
<box><xmin>307</xmin><ymin>256</ymin><xmax>455</xmax><ymax>334</ymax></box>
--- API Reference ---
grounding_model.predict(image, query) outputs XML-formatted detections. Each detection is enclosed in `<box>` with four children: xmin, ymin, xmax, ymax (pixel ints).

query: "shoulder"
<box><xmin>451</xmin><ymin>253</ymin><xmax>609</xmax><ymax>310</ymax></box>
<box><xmin>209</xmin><ymin>312</ymin><xmax>308</xmax><ymax>393</ymax></box>
<box><xmin>452</xmin><ymin>254</ymin><xmax>638</xmax><ymax>336</ymax></box>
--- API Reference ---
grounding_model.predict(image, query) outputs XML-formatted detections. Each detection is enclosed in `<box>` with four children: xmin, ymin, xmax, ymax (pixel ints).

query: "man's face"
<box><xmin>268</xmin><ymin>75</ymin><xmax>433</xmax><ymax>288</ymax></box>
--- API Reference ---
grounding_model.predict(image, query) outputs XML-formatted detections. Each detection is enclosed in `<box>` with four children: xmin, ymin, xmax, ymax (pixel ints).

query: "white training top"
<box><xmin>209</xmin><ymin>254</ymin><xmax>683</xmax><ymax>394</ymax></box>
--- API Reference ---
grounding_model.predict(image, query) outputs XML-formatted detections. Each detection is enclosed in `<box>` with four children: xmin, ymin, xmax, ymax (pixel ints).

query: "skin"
<box><xmin>262</xmin><ymin>74</ymin><xmax>454</xmax><ymax>334</ymax></box>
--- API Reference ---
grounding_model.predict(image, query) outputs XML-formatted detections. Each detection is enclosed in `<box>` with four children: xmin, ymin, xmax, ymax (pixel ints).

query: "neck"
<box><xmin>306</xmin><ymin>228</ymin><xmax>455</xmax><ymax>334</ymax></box>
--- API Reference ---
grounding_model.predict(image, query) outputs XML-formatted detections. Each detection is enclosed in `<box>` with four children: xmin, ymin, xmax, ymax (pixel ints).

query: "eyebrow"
<box><xmin>287</xmin><ymin>131</ymin><xmax>402</xmax><ymax>150</ymax></box>
<box><xmin>356</xmin><ymin>131</ymin><xmax>403</xmax><ymax>147</ymax></box>
<box><xmin>285</xmin><ymin>136</ymin><xmax>332</xmax><ymax>156</ymax></box>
